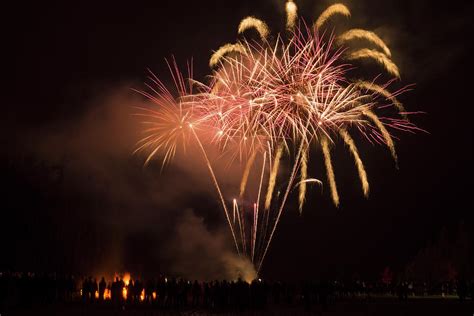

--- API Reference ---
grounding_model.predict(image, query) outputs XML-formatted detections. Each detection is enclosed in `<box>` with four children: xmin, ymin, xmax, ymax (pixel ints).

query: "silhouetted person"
<box><xmin>98</xmin><ymin>277</ymin><xmax>106</xmax><ymax>301</ymax></box>
<box><xmin>91</xmin><ymin>278</ymin><xmax>98</xmax><ymax>301</ymax></box>
<box><xmin>127</xmin><ymin>279</ymin><xmax>134</xmax><ymax>303</ymax></box>
<box><xmin>458</xmin><ymin>278</ymin><xmax>467</xmax><ymax>303</ymax></box>
<box><xmin>192</xmin><ymin>280</ymin><xmax>201</xmax><ymax>307</ymax></box>
<box><xmin>81</xmin><ymin>277</ymin><xmax>89</xmax><ymax>302</ymax></box>
<box><xmin>111</xmin><ymin>277</ymin><xmax>120</xmax><ymax>304</ymax></box>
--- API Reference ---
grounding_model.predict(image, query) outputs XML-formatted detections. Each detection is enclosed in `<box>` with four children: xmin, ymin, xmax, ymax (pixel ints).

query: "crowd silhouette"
<box><xmin>1</xmin><ymin>271</ymin><xmax>473</xmax><ymax>312</ymax></box>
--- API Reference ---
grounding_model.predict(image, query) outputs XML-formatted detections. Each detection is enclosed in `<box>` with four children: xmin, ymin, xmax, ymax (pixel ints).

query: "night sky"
<box><xmin>3</xmin><ymin>0</ymin><xmax>472</xmax><ymax>280</ymax></box>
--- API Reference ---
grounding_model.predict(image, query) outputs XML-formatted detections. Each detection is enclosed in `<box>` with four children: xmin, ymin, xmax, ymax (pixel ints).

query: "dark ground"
<box><xmin>4</xmin><ymin>298</ymin><xmax>473</xmax><ymax>316</ymax></box>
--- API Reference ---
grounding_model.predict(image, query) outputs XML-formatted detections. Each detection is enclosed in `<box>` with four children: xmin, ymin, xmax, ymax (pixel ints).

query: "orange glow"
<box><xmin>103</xmin><ymin>289</ymin><xmax>111</xmax><ymax>300</ymax></box>
<box><xmin>140</xmin><ymin>289</ymin><xmax>145</xmax><ymax>301</ymax></box>
<box><xmin>122</xmin><ymin>287</ymin><xmax>128</xmax><ymax>300</ymax></box>
<box><xmin>94</xmin><ymin>290</ymin><xmax>99</xmax><ymax>299</ymax></box>
<box><xmin>152</xmin><ymin>292</ymin><xmax>157</xmax><ymax>300</ymax></box>
<box><xmin>122</xmin><ymin>272</ymin><xmax>131</xmax><ymax>286</ymax></box>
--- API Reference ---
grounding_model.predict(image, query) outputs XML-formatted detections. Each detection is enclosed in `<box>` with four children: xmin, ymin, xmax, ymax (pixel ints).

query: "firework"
<box><xmin>314</xmin><ymin>3</ymin><xmax>350</xmax><ymax>29</ymax></box>
<box><xmin>209</xmin><ymin>43</ymin><xmax>246</xmax><ymax>68</ymax></box>
<box><xmin>239</xmin><ymin>151</ymin><xmax>257</xmax><ymax>198</ymax></box>
<box><xmin>338</xmin><ymin>29</ymin><xmax>391</xmax><ymax>57</ymax></box>
<box><xmin>347</xmin><ymin>49</ymin><xmax>400</xmax><ymax>78</ymax></box>
<box><xmin>264</xmin><ymin>144</ymin><xmax>284</xmax><ymax>211</ymax></box>
<box><xmin>363</xmin><ymin>109</ymin><xmax>398</xmax><ymax>164</ymax></box>
<box><xmin>321</xmin><ymin>137</ymin><xmax>339</xmax><ymax>207</ymax></box>
<box><xmin>355</xmin><ymin>80</ymin><xmax>407</xmax><ymax>118</ymax></box>
<box><xmin>298</xmin><ymin>145</ymin><xmax>308</xmax><ymax>213</ymax></box>
<box><xmin>238</xmin><ymin>17</ymin><xmax>270</xmax><ymax>40</ymax></box>
<box><xmin>286</xmin><ymin>0</ymin><xmax>298</xmax><ymax>30</ymax></box>
<box><xmin>339</xmin><ymin>129</ymin><xmax>369</xmax><ymax>197</ymax></box>
<box><xmin>135</xmin><ymin>1</ymin><xmax>420</xmax><ymax>274</ymax></box>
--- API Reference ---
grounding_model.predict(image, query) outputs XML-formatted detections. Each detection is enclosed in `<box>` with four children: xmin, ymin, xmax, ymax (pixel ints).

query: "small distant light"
<box><xmin>189</xmin><ymin>123</ymin><xmax>193</xmax><ymax>128</ymax></box>
<box><xmin>258</xmin><ymin>278</ymin><xmax>262</xmax><ymax>282</ymax></box>
<box><xmin>318</xmin><ymin>121</ymin><xmax>322</xmax><ymax>126</ymax></box>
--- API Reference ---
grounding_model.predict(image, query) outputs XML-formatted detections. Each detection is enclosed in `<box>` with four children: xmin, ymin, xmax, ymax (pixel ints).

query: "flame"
<box><xmin>94</xmin><ymin>291</ymin><xmax>99</xmax><ymax>299</ymax></box>
<box><xmin>122</xmin><ymin>287</ymin><xmax>128</xmax><ymax>300</ymax></box>
<box><xmin>140</xmin><ymin>289</ymin><xmax>145</xmax><ymax>301</ymax></box>
<box><xmin>152</xmin><ymin>292</ymin><xmax>157</xmax><ymax>300</ymax></box>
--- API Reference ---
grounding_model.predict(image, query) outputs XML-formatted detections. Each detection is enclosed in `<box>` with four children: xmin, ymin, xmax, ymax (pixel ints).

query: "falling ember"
<box><xmin>363</xmin><ymin>109</ymin><xmax>398</xmax><ymax>165</ymax></box>
<box><xmin>135</xmin><ymin>0</ymin><xmax>422</xmax><ymax>273</ymax></box>
<box><xmin>239</xmin><ymin>152</ymin><xmax>257</xmax><ymax>199</ymax></box>
<box><xmin>339</xmin><ymin>129</ymin><xmax>369</xmax><ymax>197</ymax></box>
<box><xmin>355</xmin><ymin>80</ymin><xmax>407</xmax><ymax>118</ymax></box>
<box><xmin>238</xmin><ymin>16</ymin><xmax>270</xmax><ymax>40</ymax></box>
<box><xmin>209</xmin><ymin>43</ymin><xmax>246</xmax><ymax>68</ymax></box>
<box><xmin>298</xmin><ymin>146</ymin><xmax>308</xmax><ymax>213</ymax></box>
<box><xmin>347</xmin><ymin>49</ymin><xmax>400</xmax><ymax>78</ymax></box>
<box><xmin>285</xmin><ymin>0</ymin><xmax>298</xmax><ymax>30</ymax></box>
<box><xmin>314</xmin><ymin>3</ymin><xmax>351</xmax><ymax>29</ymax></box>
<box><xmin>322</xmin><ymin>137</ymin><xmax>339</xmax><ymax>207</ymax></box>
<box><xmin>265</xmin><ymin>145</ymin><xmax>284</xmax><ymax>211</ymax></box>
<box><xmin>337</xmin><ymin>29</ymin><xmax>392</xmax><ymax>57</ymax></box>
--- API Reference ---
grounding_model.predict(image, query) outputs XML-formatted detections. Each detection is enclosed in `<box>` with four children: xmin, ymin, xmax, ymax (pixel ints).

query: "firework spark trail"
<box><xmin>239</xmin><ymin>152</ymin><xmax>257</xmax><ymax>199</ymax></box>
<box><xmin>286</xmin><ymin>1</ymin><xmax>298</xmax><ymax>30</ymax></box>
<box><xmin>298</xmin><ymin>145</ymin><xmax>308</xmax><ymax>213</ymax></box>
<box><xmin>258</xmin><ymin>140</ymin><xmax>305</xmax><ymax>273</ymax></box>
<box><xmin>251</xmin><ymin>203</ymin><xmax>258</xmax><ymax>262</ymax></box>
<box><xmin>264</xmin><ymin>144</ymin><xmax>284</xmax><ymax>211</ymax></box>
<box><xmin>363</xmin><ymin>109</ymin><xmax>398</xmax><ymax>165</ymax></box>
<box><xmin>347</xmin><ymin>49</ymin><xmax>400</xmax><ymax>78</ymax></box>
<box><xmin>339</xmin><ymin>129</ymin><xmax>369</xmax><ymax>197</ymax></box>
<box><xmin>235</xmin><ymin>200</ymin><xmax>246</xmax><ymax>254</ymax></box>
<box><xmin>355</xmin><ymin>80</ymin><xmax>407</xmax><ymax>118</ymax></box>
<box><xmin>190</xmin><ymin>127</ymin><xmax>241</xmax><ymax>255</ymax></box>
<box><xmin>338</xmin><ymin>29</ymin><xmax>391</xmax><ymax>57</ymax></box>
<box><xmin>238</xmin><ymin>17</ymin><xmax>270</xmax><ymax>40</ymax></box>
<box><xmin>315</xmin><ymin>3</ymin><xmax>351</xmax><ymax>30</ymax></box>
<box><xmin>255</xmin><ymin>152</ymin><xmax>267</xmax><ymax>262</ymax></box>
<box><xmin>233</xmin><ymin>199</ymin><xmax>236</xmax><ymax>224</ymax></box>
<box><xmin>256</xmin><ymin>152</ymin><xmax>267</xmax><ymax>212</ymax></box>
<box><xmin>209</xmin><ymin>43</ymin><xmax>246</xmax><ymax>68</ymax></box>
<box><xmin>321</xmin><ymin>137</ymin><xmax>339</xmax><ymax>207</ymax></box>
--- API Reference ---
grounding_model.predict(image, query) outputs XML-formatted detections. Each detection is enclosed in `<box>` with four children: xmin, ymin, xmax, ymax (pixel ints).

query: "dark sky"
<box><xmin>2</xmin><ymin>0</ymin><xmax>473</xmax><ymax>280</ymax></box>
